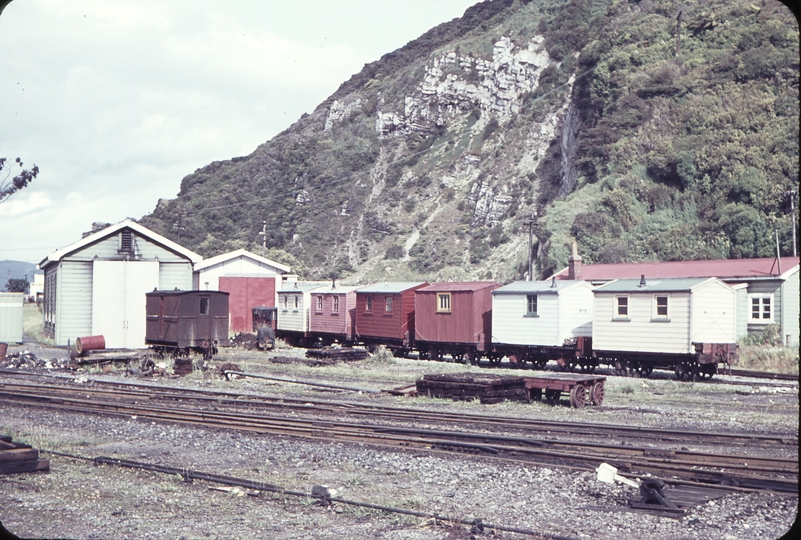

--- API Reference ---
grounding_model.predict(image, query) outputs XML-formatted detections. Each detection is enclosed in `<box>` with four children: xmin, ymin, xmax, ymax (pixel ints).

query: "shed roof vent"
<box><xmin>639</xmin><ymin>274</ymin><xmax>647</xmax><ymax>287</ymax></box>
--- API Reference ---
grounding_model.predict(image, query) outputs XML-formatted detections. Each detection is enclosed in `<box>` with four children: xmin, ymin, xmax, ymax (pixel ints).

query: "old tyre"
<box><xmin>569</xmin><ymin>385</ymin><xmax>587</xmax><ymax>408</ymax></box>
<box><xmin>589</xmin><ymin>382</ymin><xmax>605</xmax><ymax>406</ymax></box>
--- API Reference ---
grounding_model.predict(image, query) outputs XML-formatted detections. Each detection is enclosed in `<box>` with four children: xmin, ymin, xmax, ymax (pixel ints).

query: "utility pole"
<box><xmin>259</xmin><ymin>221</ymin><xmax>268</xmax><ymax>255</ymax></box>
<box><xmin>787</xmin><ymin>189</ymin><xmax>797</xmax><ymax>257</ymax></box>
<box><xmin>522</xmin><ymin>211</ymin><xmax>537</xmax><ymax>281</ymax></box>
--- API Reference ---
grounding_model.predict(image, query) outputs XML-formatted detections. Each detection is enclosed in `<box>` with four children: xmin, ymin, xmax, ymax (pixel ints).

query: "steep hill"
<box><xmin>140</xmin><ymin>0</ymin><xmax>799</xmax><ymax>282</ymax></box>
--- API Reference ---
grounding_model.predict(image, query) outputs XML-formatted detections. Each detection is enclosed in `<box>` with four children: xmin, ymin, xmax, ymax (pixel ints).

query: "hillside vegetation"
<box><xmin>140</xmin><ymin>0</ymin><xmax>799</xmax><ymax>282</ymax></box>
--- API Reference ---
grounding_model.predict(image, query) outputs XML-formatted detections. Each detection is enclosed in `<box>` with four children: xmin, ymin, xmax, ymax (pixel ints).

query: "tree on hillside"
<box><xmin>0</xmin><ymin>157</ymin><xmax>39</xmax><ymax>204</ymax></box>
<box><xmin>5</xmin><ymin>278</ymin><xmax>28</xmax><ymax>293</ymax></box>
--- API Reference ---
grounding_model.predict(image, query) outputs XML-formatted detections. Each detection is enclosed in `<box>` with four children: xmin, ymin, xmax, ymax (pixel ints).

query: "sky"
<box><xmin>0</xmin><ymin>0</ymin><xmax>479</xmax><ymax>265</ymax></box>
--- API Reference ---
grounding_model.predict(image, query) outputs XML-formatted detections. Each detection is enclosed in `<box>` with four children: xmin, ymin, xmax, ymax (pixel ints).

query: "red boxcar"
<box><xmin>354</xmin><ymin>282</ymin><xmax>428</xmax><ymax>352</ymax></box>
<box><xmin>414</xmin><ymin>281</ymin><xmax>500</xmax><ymax>362</ymax></box>
<box><xmin>308</xmin><ymin>285</ymin><xmax>359</xmax><ymax>344</ymax></box>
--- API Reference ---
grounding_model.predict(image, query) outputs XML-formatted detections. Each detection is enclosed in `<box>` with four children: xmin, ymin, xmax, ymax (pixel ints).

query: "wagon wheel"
<box><xmin>589</xmin><ymin>382</ymin><xmax>605</xmax><ymax>406</ymax></box>
<box><xmin>534</xmin><ymin>357</ymin><xmax>548</xmax><ymax>370</ymax></box>
<box><xmin>558</xmin><ymin>358</ymin><xmax>577</xmax><ymax>372</ymax></box>
<box><xmin>467</xmin><ymin>350</ymin><xmax>479</xmax><ymax>366</ymax></box>
<box><xmin>544</xmin><ymin>389</ymin><xmax>561</xmax><ymax>405</ymax></box>
<box><xmin>530</xmin><ymin>388</ymin><xmax>543</xmax><ymax>402</ymax></box>
<box><xmin>453</xmin><ymin>353</ymin><xmax>465</xmax><ymax>364</ymax></box>
<box><xmin>635</xmin><ymin>365</ymin><xmax>653</xmax><ymax>378</ymax></box>
<box><xmin>697</xmin><ymin>364</ymin><xmax>716</xmax><ymax>380</ymax></box>
<box><xmin>579</xmin><ymin>362</ymin><xmax>596</xmax><ymax>373</ymax></box>
<box><xmin>569</xmin><ymin>385</ymin><xmax>587</xmax><ymax>408</ymax></box>
<box><xmin>614</xmin><ymin>360</ymin><xmax>628</xmax><ymax>377</ymax></box>
<box><xmin>675</xmin><ymin>362</ymin><xmax>693</xmax><ymax>381</ymax></box>
<box><xmin>488</xmin><ymin>354</ymin><xmax>502</xmax><ymax>366</ymax></box>
<box><xmin>366</xmin><ymin>343</ymin><xmax>379</xmax><ymax>354</ymax></box>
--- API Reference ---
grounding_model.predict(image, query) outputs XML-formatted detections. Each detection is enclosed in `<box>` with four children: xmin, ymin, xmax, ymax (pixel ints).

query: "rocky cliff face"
<box><xmin>140</xmin><ymin>0</ymin><xmax>799</xmax><ymax>282</ymax></box>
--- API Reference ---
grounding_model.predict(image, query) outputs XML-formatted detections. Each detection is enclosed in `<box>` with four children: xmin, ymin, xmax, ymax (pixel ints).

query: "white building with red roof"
<box><xmin>552</xmin><ymin>253</ymin><xmax>799</xmax><ymax>347</ymax></box>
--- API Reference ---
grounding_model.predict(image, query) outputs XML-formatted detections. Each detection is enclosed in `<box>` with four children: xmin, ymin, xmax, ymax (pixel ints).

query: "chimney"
<box><xmin>568</xmin><ymin>242</ymin><xmax>582</xmax><ymax>280</ymax></box>
<box><xmin>639</xmin><ymin>274</ymin><xmax>647</xmax><ymax>287</ymax></box>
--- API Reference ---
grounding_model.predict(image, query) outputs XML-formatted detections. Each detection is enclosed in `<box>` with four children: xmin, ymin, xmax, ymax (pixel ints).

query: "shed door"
<box><xmin>92</xmin><ymin>261</ymin><xmax>159</xmax><ymax>348</ymax></box>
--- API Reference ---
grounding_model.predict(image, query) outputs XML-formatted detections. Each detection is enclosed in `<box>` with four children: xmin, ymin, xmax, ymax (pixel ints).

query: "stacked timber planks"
<box><xmin>416</xmin><ymin>373</ymin><xmax>529</xmax><ymax>404</ymax></box>
<box><xmin>0</xmin><ymin>436</ymin><xmax>49</xmax><ymax>474</ymax></box>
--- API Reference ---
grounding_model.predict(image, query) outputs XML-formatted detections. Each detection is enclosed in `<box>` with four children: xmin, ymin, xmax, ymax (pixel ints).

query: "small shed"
<box><xmin>0</xmin><ymin>292</ymin><xmax>24</xmax><ymax>344</ymax></box>
<box><xmin>38</xmin><ymin>219</ymin><xmax>201</xmax><ymax>348</ymax></box>
<box><xmin>592</xmin><ymin>277</ymin><xmax>737</xmax><ymax>355</ymax></box>
<box><xmin>276</xmin><ymin>282</ymin><xmax>327</xmax><ymax>339</ymax></box>
<box><xmin>355</xmin><ymin>282</ymin><xmax>428</xmax><ymax>347</ymax></box>
<box><xmin>145</xmin><ymin>290</ymin><xmax>230</xmax><ymax>350</ymax></box>
<box><xmin>414</xmin><ymin>281</ymin><xmax>499</xmax><ymax>352</ymax></box>
<box><xmin>309</xmin><ymin>285</ymin><xmax>360</xmax><ymax>342</ymax></box>
<box><xmin>193</xmin><ymin>249</ymin><xmax>290</xmax><ymax>334</ymax></box>
<box><xmin>491</xmin><ymin>280</ymin><xmax>593</xmax><ymax>347</ymax></box>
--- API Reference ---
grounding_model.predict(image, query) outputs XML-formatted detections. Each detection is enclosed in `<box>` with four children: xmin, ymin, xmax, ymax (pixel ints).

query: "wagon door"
<box><xmin>196</xmin><ymin>293</ymin><xmax>213</xmax><ymax>347</ymax></box>
<box><xmin>92</xmin><ymin>261</ymin><xmax>159</xmax><ymax>349</ymax></box>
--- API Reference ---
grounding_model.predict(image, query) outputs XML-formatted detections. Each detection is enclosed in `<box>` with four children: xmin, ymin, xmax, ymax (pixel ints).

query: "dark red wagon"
<box><xmin>145</xmin><ymin>290</ymin><xmax>230</xmax><ymax>358</ymax></box>
<box><xmin>414</xmin><ymin>281</ymin><xmax>500</xmax><ymax>363</ymax></box>
<box><xmin>354</xmin><ymin>282</ymin><xmax>428</xmax><ymax>354</ymax></box>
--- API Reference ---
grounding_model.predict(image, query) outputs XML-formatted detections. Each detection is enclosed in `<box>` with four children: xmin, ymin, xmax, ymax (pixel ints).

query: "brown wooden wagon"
<box><xmin>521</xmin><ymin>374</ymin><xmax>606</xmax><ymax>408</ymax></box>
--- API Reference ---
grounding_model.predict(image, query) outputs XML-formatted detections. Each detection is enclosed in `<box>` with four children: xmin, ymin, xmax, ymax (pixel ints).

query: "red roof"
<box><xmin>554</xmin><ymin>257</ymin><xmax>800</xmax><ymax>281</ymax></box>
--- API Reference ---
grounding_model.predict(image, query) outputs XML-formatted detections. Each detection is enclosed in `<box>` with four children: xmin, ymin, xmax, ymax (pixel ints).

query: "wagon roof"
<box><xmin>146</xmin><ymin>289</ymin><xmax>229</xmax><ymax>296</ymax></box>
<box><xmin>417</xmin><ymin>281</ymin><xmax>499</xmax><ymax>292</ymax></box>
<box><xmin>594</xmin><ymin>277</ymin><xmax>719</xmax><ymax>293</ymax></box>
<box><xmin>310</xmin><ymin>285</ymin><xmax>361</xmax><ymax>294</ymax></box>
<box><xmin>492</xmin><ymin>280</ymin><xmax>587</xmax><ymax>295</ymax></box>
<box><xmin>356</xmin><ymin>282</ymin><xmax>428</xmax><ymax>294</ymax></box>
<box><xmin>279</xmin><ymin>283</ymin><xmax>327</xmax><ymax>293</ymax></box>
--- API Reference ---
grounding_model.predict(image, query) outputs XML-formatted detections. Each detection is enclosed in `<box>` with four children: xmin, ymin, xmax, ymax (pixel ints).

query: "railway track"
<box><xmin>1</xmin><ymin>372</ymin><xmax>797</xmax><ymax>449</ymax></box>
<box><xmin>0</xmin><ymin>377</ymin><xmax>796</xmax><ymax>494</ymax></box>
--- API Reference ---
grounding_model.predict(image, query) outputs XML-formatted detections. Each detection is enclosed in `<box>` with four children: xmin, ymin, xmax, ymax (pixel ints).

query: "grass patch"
<box><xmin>22</xmin><ymin>304</ymin><xmax>53</xmax><ymax>345</ymax></box>
<box><xmin>737</xmin><ymin>344</ymin><xmax>799</xmax><ymax>374</ymax></box>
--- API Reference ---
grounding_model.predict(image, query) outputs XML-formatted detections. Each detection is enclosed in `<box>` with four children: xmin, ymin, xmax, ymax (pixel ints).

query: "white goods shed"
<box><xmin>0</xmin><ymin>292</ymin><xmax>24</xmax><ymax>344</ymax></box>
<box><xmin>38</xmin><ymin>220</ymin><xmax>201</xmax><ymax>348</ymax></box>
<box><xmin>491</xmin><ymin>280</ymin><xmax>594</xmax><ymax>346</ymax></box>
<box><xmin>592</xmin><ymin>277</ymin><xmax>737</xmax><ymax>355</ymax></box>
<box><xmin>193</xmin><ymin>249</ymin><xmax>290</xmax><ymax>334</ymax></box>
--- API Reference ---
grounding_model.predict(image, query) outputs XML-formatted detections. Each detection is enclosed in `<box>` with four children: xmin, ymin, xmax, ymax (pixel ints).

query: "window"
<box><xmin>282</xmin><ymin>296</ymin><xmax>288</xmax><ymax>310</ymax></box>
<box><xmin>437</xmin><ymin>293</ymin><xmax>452</xmax><ymax>313</ymax></box>
<box><xmin>653</xmin><ymin>295</ymin><xmax>669</xmax><ymax>319</ymax></box>
<box><xmin>200</xmin><ymin>297</ymin><xmax>209</xmax><ymax>315</ymax></box>
<box><xmin>332</xmin><ymin>296</ymin><xmax>339</xmax><ymax>313</ymax></box>
<box><xmin>316</xmin><ymin>295</ymin><xmax>323</xmax><ymax>312</ymax></box>
<box><xmin>615</xmin><ymin>295</ymin><xmax>629</xmax><ymax>318</ymax></box>
<box><xmin>526</xmin><ymin>294</ymin><xmax>538</xmax><ymax>315</ymax></box>
<box><xmin>294</xmin><ymin>295</ymin><xmax>299</xmax><ymax>310</ymax></box>
<box><xmin>750</xmin><ymin>295</ymin><xmax>772</xmax><ymax>321</ymax></box>
<box><xmin>365</xmin><ymin>295</ymin><xmax>373</xmax><ymax>312</ymax></box>
<box><xmin>385</xmin><ymin>296</ymin><xmax>393</xmax><ymax>313</ymax></box>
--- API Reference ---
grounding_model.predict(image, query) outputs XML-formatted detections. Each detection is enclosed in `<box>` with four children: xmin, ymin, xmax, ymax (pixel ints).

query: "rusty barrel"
<box><xmin>0</xmin><ymin>342</ymin><xmax>7</xmax><ymax>360</ymax></box>
<box><xmin>75</xmin><ymin>335</ymin><xmax>105</xmax><ymax>355</ymax></box>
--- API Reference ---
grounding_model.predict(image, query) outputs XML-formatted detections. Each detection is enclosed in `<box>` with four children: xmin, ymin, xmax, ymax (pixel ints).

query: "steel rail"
<box><xmin>1</xmin><ymin>376</ymin><xmax>795</xmax><ymax>448</ymax></box>
<box><xmin>1</xmin><ymin>390</ymin><xmax>797</xmax><ymax>492</ymax></box>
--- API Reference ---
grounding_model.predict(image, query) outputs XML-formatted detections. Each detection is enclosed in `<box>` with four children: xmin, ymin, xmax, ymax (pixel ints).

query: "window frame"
<box><xmin>199</xmin><ymin>296</ymin><xmax>210</xmax><ymax>315</ymax></box>
<box><xmin>652</xmin><ymin>294</ymin><xmax>670</xmax><ymax>321</ymax></box>
<box><xmin>332</xmin><ymin>295</ymin><xmax>339</xmax><ymax>313</ymax></box>
<box><xmin>436</xmin><ymin>292</ymin><xmax>452</xmax><ymax>313</ymax></box>
<box><xmin>525</xmin><ymin>294</ymin><xmax>538</xmax><ymax>317</ymax></box>
<box><xmin>364</xmin><ymin>295</ymin><xmax>373</xmax><ymax>313</ymax></box>
<box><xmin>384</xmin><ymin>296</ymin><xmax>393</xmax><ymax>314</ymax></box>
<box><xmin>614</xmin><ymin>295</ymin><xmax>630</xmax><ymax>320</ymax></box>
<box><xmin>749</xmin><ymin>294</ymin><xmax>773</xmax><ymax>322</ymax></box>
<box><xmin>316</xmin><ymin>295</ymin><xmax>323</xmax><ymax>313</ymax></box>
<box><xmin>293</xmin><ymin>295</ymin><xmax>299</xmax><ymax>310</ymax></box>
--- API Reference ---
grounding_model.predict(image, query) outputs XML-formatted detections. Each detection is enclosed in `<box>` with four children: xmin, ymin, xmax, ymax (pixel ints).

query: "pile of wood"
<box><xmin>416</xmin><ymin>373</ymin><xmax>530</xmax><ymax>404</ymax></box>
<box><xmin>271</xmin><ymin>356</ymin><xmax>336</xmax><ymax>367</ymax></box>
<box><xmin>0</xmin><ymin>436</ymin><xmax>50</xmax><ymax>474</ymax></box>
<box><xmin>305</xmin><ymin>348</ymin><xmax>370</xmax><ymax>363</ymax></box>
<box><xmin>173</xmin><ymin>357</ymin><xmax>194</xmax><ymax>376</ymax></box>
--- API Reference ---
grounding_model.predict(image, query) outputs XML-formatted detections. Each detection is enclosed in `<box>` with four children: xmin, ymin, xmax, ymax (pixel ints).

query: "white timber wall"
<box><xmin>492</xmin><ymin>294</ymin><xmax>560</xmax><ymax>346</ymax></box>
<box><xmin>557</xmin><ymin>284</ymin><xmax>593</xmax><ymax>341</ymax></box>
<box><xmin>55</xmin><ymin>261</ymin><xmax>93</xmax><ymax>345</ymax></box>
<box><xmin>593</xmin><ymin>292</ymin><xmax>692</xmax><ymax>355</ymax></box>
<box><xmin>277</xmin><ymin>291</ymin><xmax>311</xmax><ymax>333</ymax></box>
